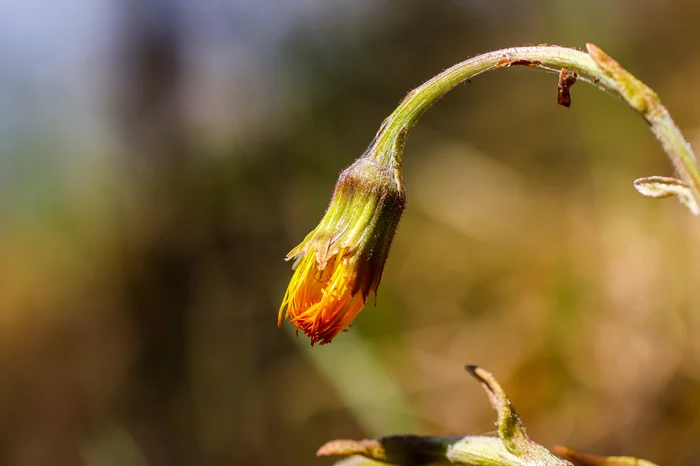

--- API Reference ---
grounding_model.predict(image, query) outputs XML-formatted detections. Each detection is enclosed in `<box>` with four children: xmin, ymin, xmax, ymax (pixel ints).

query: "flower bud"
<box><xmin>279</xmin><ymin>156</ymin><xmax>405</xmax><ymax>345</ymax></box>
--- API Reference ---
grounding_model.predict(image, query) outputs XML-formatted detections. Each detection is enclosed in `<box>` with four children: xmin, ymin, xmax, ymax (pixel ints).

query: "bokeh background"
<box><xmin>2</xmin><ymin>1</ymin><xmax>700</xmax><ymax>465</ymax></box>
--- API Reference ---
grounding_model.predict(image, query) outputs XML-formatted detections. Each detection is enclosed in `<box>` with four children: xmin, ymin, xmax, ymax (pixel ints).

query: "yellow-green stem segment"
<box><xmin>366</xmin><ymin>44</ymin><xmax>700</xmax><ymax>214</ymax></box>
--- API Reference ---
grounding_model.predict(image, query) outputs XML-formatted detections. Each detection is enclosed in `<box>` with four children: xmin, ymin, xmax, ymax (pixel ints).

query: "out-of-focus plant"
<box><xmin>317</xmin><ymin>366</ymin><xmax>657</xmax><ymax>466</ymax></box>
<box><xmin>551</xmin><ymin>446</ymin><xmax>660</xmax><ymax>466</ymax></box>
<box><xmin>279</xmin><ymin>43</ymin><xmax>700</xmax><ymax>345</ymax></box>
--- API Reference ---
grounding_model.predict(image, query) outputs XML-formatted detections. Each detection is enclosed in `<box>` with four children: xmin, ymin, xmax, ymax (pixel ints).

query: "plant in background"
<box><xmin>318</xmin><ymin>365</ymin><xmax>658</xmax><ymax>466</ymax></box>
<box><xmin>279</xmin><ymin>42</ymin><xmax>700</xmax><ymax>347</ymax></box>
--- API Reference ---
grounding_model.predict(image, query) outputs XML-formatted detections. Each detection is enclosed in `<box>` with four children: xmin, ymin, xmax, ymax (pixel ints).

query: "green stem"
<box><xmin>367</xmin><ymin>44</ymin><xmax>700</xmax><ymax>213</ymax></box>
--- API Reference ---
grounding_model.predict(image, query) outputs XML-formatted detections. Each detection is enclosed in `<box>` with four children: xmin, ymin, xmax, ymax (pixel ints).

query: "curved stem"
<box><xmin>367</xmin><ymin>44</ymin><xmax>700</xmax><ymax>214</ymax></box>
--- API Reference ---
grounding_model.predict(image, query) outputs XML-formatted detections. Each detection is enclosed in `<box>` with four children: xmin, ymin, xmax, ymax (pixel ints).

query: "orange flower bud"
<box><xmin>279</xmin><ymin>157</ymin><xmax>405</xmax><ymax>345</ymax></box>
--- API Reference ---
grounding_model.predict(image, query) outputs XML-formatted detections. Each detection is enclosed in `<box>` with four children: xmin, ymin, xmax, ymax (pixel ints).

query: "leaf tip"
<box><xmin>634</xmin><ymin>176</ymin><xmax>700</xmax><ymax>215</ymax></box>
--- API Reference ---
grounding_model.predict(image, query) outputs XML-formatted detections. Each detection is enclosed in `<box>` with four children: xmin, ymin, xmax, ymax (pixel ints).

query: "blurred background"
<box><xmin>1</xmin><ymin>0</ymin><xmax>700</xmax><ymax>465</ymax></box>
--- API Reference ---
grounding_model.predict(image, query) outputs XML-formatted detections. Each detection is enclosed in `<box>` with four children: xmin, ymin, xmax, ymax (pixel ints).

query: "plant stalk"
<box><xmin>366</xmin><ymin>44</ymin><xmax>700</xmax><ymax>214</ymax></box>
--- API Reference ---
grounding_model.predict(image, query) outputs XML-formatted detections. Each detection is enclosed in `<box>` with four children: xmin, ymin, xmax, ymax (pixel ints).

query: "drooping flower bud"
<box><xmin>279</xmin><ymin>155</ymin><xmax>405</xmax><ymax>345</ymax></box>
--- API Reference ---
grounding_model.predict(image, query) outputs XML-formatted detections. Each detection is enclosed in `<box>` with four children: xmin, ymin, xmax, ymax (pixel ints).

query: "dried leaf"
<box><xmin>634</xmin><ymin>176</ymin><xmax>700</xmax><ymax>215</ymax></box>
<box><xmin>552</xmin><ymin>446</ymin><xmax>659</xmax><ymax>466</ymax></box>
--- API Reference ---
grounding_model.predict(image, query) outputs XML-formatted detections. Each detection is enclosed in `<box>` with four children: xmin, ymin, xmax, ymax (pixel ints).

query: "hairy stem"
<box><xmin>367</xmin><ymin>44</ymin><xmax>700</xmax><ymax>214</ymax></box>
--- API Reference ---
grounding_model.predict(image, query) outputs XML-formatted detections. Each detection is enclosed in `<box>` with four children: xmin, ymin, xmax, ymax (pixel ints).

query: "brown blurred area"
<box><xmin>1</xmin><ymin>1</ymin><xmax>700</xmax><ymax>465</ymax></box>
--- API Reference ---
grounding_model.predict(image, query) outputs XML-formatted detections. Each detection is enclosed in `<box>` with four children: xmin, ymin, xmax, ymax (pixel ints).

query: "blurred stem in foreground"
<box><xmin>552</xmin><ymin>446</ymin><xmax>660</xmax><ymax>466</ymax></box>
<box><xmin>318</xmin><ymin>366</ymin><xmax>658</xmax><ymax>466</ymax></box>
<box><xmin>367</xmin><ymin>43</ymin><xmax>700</xmax><ymax>215</ymax></box>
